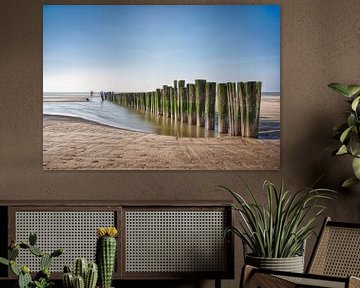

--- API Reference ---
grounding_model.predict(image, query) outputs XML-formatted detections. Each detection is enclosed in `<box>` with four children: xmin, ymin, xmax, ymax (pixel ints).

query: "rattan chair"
<box><xmin>241</xmin><ymin>217</ymin><xmax>360</xmax><ymax>288</ymax></box>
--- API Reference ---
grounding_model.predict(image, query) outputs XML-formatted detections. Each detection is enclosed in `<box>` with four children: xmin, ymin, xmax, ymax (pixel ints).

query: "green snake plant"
<box><xmin>222</xmin><ymin>179</ymin><xmax>335</xmax><ymax>258</ymax></box>
<box><xmin>328</xmin><ymin>83</ymin><xmax>360</xmax><ymax>187</ymax></box>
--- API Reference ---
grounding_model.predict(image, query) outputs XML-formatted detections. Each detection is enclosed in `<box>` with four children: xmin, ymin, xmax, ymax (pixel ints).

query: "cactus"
<box><xmin>63</xmin><ymin>272</ymin><xmax>74</xmax><ymax>288</ymax></box>
<box><xmin>18</xmin><ymin>269</ymin><xmax>32</xmax><ymax>288</ymax></box>
<box><xmin>10</xmin><ymin>260</ymin><xmax>20</xmax><ymax>276</ymax></box>
<box><xmin>74</xmin><ymin>275</ymin><xmax>85</xmax><ymax>288</ymax></box>
<box><xmin>74</xmin><ymin>258</ymin><xmax>88</xmax><ymax>279</ymax></box>
<box><xmin>63</xmin><ymin>259</ymin><xmax>98</xmax><ymax>288</ymax></box>
<box><xmin>85</xmin><ymin>263</ymin><xmax>98</xmax><ymax>288</ymax></box>
<box><xmin>0</xmin><ymin>233</ymin><xmax>63</xmax><ymax>288</ymax></box>
<box><xmin>29</xmin><ymin>245</ymin><xmax>44</xmax><ymax>257</ymax></box>
<box><xmin>41</xmin><ymin>253</ymin><xmax>52</xmax><ymax>270</ymax></box>
<box><xmin>9</xmin><ymin>246</ymin><xmax>19</xmax><ymax>260</ymax></box>
<box><xmin>51</xmin><ymin>248</ymin><xmax>64</xmax><ymax>258</ymax></box>
<box><xmin>96</xmin><ymin>227</ymin><xmax>118</xmax><ymax>288</ymax></box>
<box><xmin>29</xmin><ymin>232</ymin><xmax>37</xmax><ymax>246</ymax></box>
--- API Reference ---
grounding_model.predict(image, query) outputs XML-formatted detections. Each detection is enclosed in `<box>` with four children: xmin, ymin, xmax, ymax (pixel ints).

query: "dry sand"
<box><xmin>43</xmin><ymin>117</ymin><xmax>280</xmax><ymax>171</ymax></box>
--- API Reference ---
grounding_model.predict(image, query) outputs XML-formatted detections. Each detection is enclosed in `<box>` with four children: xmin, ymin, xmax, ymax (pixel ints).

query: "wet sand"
<box><xmin>43</xmin><ymin>115</ymin><xmax>280</xmax><ymax>170</ymax></box>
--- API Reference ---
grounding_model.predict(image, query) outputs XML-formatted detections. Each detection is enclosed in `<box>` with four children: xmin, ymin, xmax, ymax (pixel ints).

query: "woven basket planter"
<box><xmin>245</xmin><ymin>254</ymin><xmax>305</xmax><ymax>273</ymax></box>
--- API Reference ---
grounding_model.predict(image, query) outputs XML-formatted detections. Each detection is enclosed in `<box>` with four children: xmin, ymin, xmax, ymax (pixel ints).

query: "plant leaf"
<box><xmin>347</xmin><ymin>114</ymin><xmax>356</xmax><ymax>128</ymax></box>
<box><xmin>347</xmin><ymin>85</ymin><xmax>360</xmax><ymax>97</ymax></box>
<box><xmin>340</xmin><ymin>126</ymin><xmax>353</xmax><ymax>143</ymax></box>
<box><xmin>351</xmin><ymin>96</ymin><xmax>360</xmax><ymax>111</ymax></box>
<box><xmin>352</xmin><ymin>157</ymin><xmax>360</xmax><ymax>179</ymax></box>
<box><xmin>328</xmin><ymin>83</ymin><xmax>351</xmax><ymax>97</ymax></box>
<box><xmin>342</xmin><ymin>177</ymin><xmax>360</xmax><ymax>188</ymax></box>
<box><xmin>0</xmin><ymin>257</ymin><xmax>9</xmax><ymax>266</ymax></box>
<box><xmin>336</xmin><ymin>145</ymin><xmax>348</xmax><ymax>155</ymax></box>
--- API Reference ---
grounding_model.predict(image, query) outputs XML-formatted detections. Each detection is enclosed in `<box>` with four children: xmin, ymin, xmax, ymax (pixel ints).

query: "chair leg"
<box><xmin>240</xmin><ymin>265</ymin><xmax>255</xmax><ymax>288</ymax></box>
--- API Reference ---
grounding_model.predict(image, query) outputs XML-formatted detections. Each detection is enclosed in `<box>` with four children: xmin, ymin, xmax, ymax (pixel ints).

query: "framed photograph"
<box><xmin>43</xmin><ymin>4</ymin><xmax>280</xmax><ymax>170</ymax></box>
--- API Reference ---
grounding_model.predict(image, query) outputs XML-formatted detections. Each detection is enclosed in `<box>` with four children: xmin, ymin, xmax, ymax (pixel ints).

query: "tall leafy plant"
<box><xmin>222</xmin><ymin>180</ymin><xmax>334</xmax><ymax>258</ymax></box>
<box><xmin>328</xmin><ymin>83</ymin><xmax>360</xmax><ymax>187</ymax></box>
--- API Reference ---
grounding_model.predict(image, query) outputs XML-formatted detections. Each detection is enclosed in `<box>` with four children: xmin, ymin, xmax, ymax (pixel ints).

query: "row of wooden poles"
<box><xmin>104</xmin><ymin>80</ymin><xmax>262</xmax><ymax>138</ymax></box>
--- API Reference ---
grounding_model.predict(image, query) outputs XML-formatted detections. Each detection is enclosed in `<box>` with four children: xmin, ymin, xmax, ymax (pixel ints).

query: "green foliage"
<box><xmin>0</xmin><ymin>233</ymin><xmax>63</xmax><ymax>288</ymax></box>
<box><xmin>221</xmin><ymin>179</ymin><xmax>335</xmax><ymax>258</ymax></box>
<box><xmin>32</xmin><ymin>278</ymin><xmax>54</xmax><ymax>288</ymax></box>
<box><xmin>329</xmin><ymin>83</ymin><xmax>360</xmax><ymax>187</ymax></box>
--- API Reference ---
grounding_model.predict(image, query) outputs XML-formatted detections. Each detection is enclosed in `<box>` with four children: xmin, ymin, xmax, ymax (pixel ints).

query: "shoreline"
<box><xmin>43</xmin><ymin>115</ymin><xmax>280</xmax><ymax>170</ymax></box>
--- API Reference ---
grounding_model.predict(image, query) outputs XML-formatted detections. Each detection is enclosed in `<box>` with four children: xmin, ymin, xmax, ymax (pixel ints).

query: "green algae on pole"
<box><xmin>217</xmin><ymin>83</ymin><xmax>228</xmax><ymax>133</ymax></box>
<box><xmin>195</xmin><ymin>79</ymin><xmax>206</xmax><ymax>127</ymax></box>
<box><xmin>156</xmin><ymin>89</ymin><xmax>161</xmax><ymax>116</ymax></box>
<box><xmin>205</xmin><ymin>82</ymin><xmax>216</xmax><ymax>130</ymax></box>
<box><xmin>162</xmin><ymin>85</ymin><xmax>171</xmax><ymax>118</ymax></box>
<box><xmin>178</xmin><ymin>80</ymin><xmax>186</xmax><ymax>123</ymax></box>
<box><xmin>174</xmin><ymin>80</ymin><xmax>178</xmax><ymax>121</ymax></box>
<box><xmin>239</xmin><ymin>81</ymin><xmax>262</xmax><ymax>138</ymax></box>
<box><xmin>170</xmin><ymin>87</ymin><xmax>175</xmax><ymax>120</ymax></box>
<box><xmin>227</xmin><ymin>82</ymin><xmax>241</xmax><ymax>136</ymax></box>
<box><xmin>187</xmin><ymin>84</ymin><xmax>196</xmax><ymax>125</ymax></box>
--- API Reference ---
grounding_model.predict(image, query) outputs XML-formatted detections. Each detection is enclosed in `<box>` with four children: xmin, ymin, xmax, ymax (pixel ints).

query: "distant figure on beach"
<box><xmin>87</xmin><ymin>90</ymin><xmax>94</xmax><ymax>101</ymax></box>
<box><xmin>100</xmin><ymin>91</ymin><xmax>104</xmax><ymax>101</ymax></box>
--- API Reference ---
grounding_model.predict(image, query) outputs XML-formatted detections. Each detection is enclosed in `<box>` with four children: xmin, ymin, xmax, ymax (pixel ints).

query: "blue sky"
<box><xmin>43</xmin><ymin>5</ymin><xmax>280</xmax><ymax>92</ymax></box>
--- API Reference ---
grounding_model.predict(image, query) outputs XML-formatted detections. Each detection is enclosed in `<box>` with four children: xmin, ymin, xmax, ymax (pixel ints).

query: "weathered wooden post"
<box><xmin>227</xmin><ymin>82</ymin><xmax>241</xmax><ymax>136</ymax></box>
<box><xmin>162</xmin><ymin>85</ymin><xmax>171</xmax><ymax>118</ymax></box>
<box><xmin>174</xmin><ymin>80</ymin><xmax>178</xmax><ymax>121</ymax></box>
<box><xmin>156</xmin><ymin>88</ymin><xmax>161</xmax><ymax>116</ymax></box>
<box><xmin>177</xmin><ymin>80</ymin><xmax>187</xmax><ymax>122</ymax></box>
<box><xmin>195</xmin><ymin>79</ymin><xmax>206</xmax><ymax>127</ymax></box>
<box><xmin>161</xmin><ymin>87</ymin><xmax>166</xmax><ymax>117</ymax></box>
<box><xmin>145</xmin><ymin>92</ymin><xmax>150</xmax><ymax>112</ymax></box>
<box><xmin>239</xmin><ymin>81</ymin><xmax>262</xmax><ymax>138</ymax></box>
<box><xmin>217</xmin><ymin>83</ymin><xmax>228</xmax><ymax>133</ymax></box>
<box><xmin>170</xmin><ymin>87</ymin><xmax>175</xmax><ymax>120</ymax></box>
<box><xmin>188</xmin><ymin>84</ymin><xmax>196</xmax><ymax>125</ymax></box>
<box><xmin>205</xmin><ymin>82</ymin><xmax>216</xmax><ymax>130</ymax></box>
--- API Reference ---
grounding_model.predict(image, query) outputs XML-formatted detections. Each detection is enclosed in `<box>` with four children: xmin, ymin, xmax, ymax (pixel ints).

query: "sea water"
<box><xmin>43</xmin><ymin>93</ymin><xmax>280</xmax><ymax>139</ymax></box>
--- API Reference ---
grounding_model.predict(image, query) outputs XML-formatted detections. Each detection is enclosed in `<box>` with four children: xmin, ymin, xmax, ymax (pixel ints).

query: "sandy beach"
<box><xmin>43</xmin><ymin>114</ymin><xmax>280</xmax><ymax>170</ymax></box>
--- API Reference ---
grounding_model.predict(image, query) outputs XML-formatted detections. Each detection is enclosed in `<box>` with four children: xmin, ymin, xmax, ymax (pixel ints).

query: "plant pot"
<box><xmin>245</xmin><ymin>254</ymin><xmax>304</xmax><ymax>273</ymax></box>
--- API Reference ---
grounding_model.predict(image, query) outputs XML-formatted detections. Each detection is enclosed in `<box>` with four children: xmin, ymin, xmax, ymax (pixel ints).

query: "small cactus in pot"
<box><xmin>62</xmin><ymin>259</ymin><xmax>98</xmax><ymax>288</ymax></box>
<box><xmin>96</xmin><ymin>227</ymin><xmax>118</xmax><ymax>288</ymax></box>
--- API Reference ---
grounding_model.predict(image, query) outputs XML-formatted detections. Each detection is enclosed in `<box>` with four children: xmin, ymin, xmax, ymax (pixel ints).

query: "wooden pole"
<box><xmin>239</xmin><ymin>81</ymin><xmax>262</xmax><ymax>138</ymax></box>
<box><xmin>178</xmin><ymin>80</ymin><xmax>185</xmax><ymax>122</ymax></box>
<box><xmin>188</xmin><ymin>84</ymin><xmax>196</xmax><ymax>125</ymax></box>
<box><xmin>195</xmin><ymin>79</ymin><xmax>206</xmax><ymax>127</ymax></box>
<box><xmin>205</xmin><ymin>82</ymin><xmax>216</xmax><ymax>130</ymax></box>
<box><xmin>227</xmin><ymin>82</ymin><xmax>241</xmax><ymax>136</ymax></box>
<box><xmin>179</xmin><ymin>86</ymin><xmax>188</xmax><ymax>123</ymax></box>
<box><xmin>174</xmin><ymin>80</ymin><xmax>178</xmax><ymax>121</ymax></box>
<box><xmin>170</xmin><ymin>87</ymin><xmax>175</xmax><ymax>120</ymax></box>
<box><xmin>217</xmin><ymin>83</ymin><xmax>228</xmax><ymax>133</ymax></box>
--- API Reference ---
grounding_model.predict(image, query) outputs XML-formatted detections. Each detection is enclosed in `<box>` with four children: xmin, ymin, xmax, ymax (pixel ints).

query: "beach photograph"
<box><xmin>43</xmin><ymin>5</ymin><xmax>280</xmax><ymax>170</ymax></box>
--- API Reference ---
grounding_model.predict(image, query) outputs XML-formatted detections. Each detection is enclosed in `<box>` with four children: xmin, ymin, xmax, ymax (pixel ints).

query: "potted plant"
<box><xmin>328</xmin><ymin>83</ymin><xmax>360</xmax><ymax>187</ymax></box>
<box><xmin>221</xmin><ymin>179</ymin><xmax>334</xmax><ymax>273</ymax></box>
<box><xmin>0</xmin><ymin>232</ymin><xmax>63</xmax><ymax>288</ymax></box>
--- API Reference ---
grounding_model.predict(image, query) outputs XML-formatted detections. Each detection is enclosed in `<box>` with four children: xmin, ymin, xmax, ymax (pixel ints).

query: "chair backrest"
<box><xmin>307</xmin><ymin>217</ymin><xmax>360</xmax><ymax>277</ymax></box>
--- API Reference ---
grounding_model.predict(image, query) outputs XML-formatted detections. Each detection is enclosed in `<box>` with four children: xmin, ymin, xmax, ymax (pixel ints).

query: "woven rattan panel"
<box><xmin>125</xmin><ymin>210</ymin><xmax>227</xmax><ymax>273</ymax></box>
<box><xmin>15</xmin><ymin>211</ymin><xmax>115</xmax><ymax>272</ymax></box>
<box><xmin>277</xmin><ymin>275</ymin><xmax>345</xmax><ymax>288</ymax></box>
<box><xmin>310</xmin><ymin>226</ymin><xmax>360</xmax><ymax>277</ymax></box>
